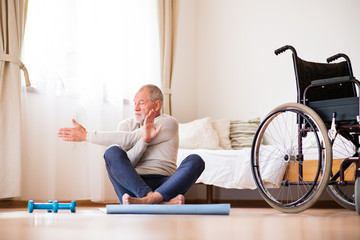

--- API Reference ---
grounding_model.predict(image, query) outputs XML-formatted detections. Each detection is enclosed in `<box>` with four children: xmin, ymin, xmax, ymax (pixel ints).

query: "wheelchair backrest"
<box><xmin>295</xmin><ymin>57</ymin><xmax>356</xmax><ymax>103</ymax></box>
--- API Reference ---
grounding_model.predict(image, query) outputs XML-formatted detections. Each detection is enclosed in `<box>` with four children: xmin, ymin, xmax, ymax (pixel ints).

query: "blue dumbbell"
<box><xmin>28</xmin><ymin>200</ymin><xmax>58</xmax><ymax>213</ymax></box>
<box><xmin>28</xmin><ymin>200</ymin><xmax>76</xmax><ymax>213</ymax></box>
<box><xmin>58</xmin><ymin>201</ymin><xmax>76</xmax><ymax>213</ymax></box>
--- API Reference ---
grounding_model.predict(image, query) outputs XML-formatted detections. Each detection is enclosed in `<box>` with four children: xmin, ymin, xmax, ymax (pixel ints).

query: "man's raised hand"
<box><xmin>57</xmin><ymin>119</ymin><xmax>87</xmax><ymax>142</ymax></box>
<box><xmin>141</xmin><ymin>110</ymin><xmax>162</xmax><ymax>143</ymax></box>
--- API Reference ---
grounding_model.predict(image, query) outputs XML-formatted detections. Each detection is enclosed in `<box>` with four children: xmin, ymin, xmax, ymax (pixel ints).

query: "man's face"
<box><xmin>133</xmin><ymin>88</ymin><xmax>156</xmax><ymax>124</ymax></box>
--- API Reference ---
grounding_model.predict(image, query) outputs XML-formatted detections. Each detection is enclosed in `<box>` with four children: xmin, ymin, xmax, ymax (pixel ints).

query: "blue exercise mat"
<box><xmin>106</xmin><ymin>204</ymin><xmax>230</xmax><ymax>215</ymax></box>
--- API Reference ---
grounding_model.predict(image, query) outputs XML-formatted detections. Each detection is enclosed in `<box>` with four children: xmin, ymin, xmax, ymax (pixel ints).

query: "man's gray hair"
<box><xmin>138</xmin><ymin>84</ymin><xmax>163</xmax><ymax>106</ymax></box>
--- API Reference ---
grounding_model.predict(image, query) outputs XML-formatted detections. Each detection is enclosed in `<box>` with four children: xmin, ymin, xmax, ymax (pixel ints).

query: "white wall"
<box><xmin>172</xmin><ymin>0</ymin><xmax>360</xmax><ymax>123</ymax></box>
<box><xmin>172</xmin><ymin>0</ymin><xmax>360</xmax><ymax>201</ymax></box>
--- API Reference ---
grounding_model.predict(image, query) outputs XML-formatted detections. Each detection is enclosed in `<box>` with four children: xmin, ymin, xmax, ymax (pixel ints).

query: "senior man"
<box><xmin>58</xmin><ymin>84</ymin><xmax>204</xmax><ymax>204</ymax></box>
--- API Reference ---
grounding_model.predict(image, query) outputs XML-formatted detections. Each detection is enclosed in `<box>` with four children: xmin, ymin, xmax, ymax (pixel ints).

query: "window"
<box><xmin>22</xmin><ymin>0</ymin><xmax>160</xmax><ymax>106</ymax></box>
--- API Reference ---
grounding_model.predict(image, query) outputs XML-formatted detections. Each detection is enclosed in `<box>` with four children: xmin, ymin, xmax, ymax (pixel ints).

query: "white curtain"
<box><xmin>20</xmin><ymin>0</ymin><xmax>160</xmax><ymax>202</ymax></box>
<box><xmin>0</xmin><ymin>0</ymin><xmax>28</xmax><ymax>199</ymax></box>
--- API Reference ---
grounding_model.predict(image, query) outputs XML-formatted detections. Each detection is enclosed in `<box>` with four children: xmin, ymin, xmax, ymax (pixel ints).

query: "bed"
<box><xmin>177</xmin><ymin>147</ymin><xmax>349</xmax><ymax>204</ymax></box>
<box><xmin>177</xmin><ymin>147</ymin><xmax>288</xmax><ymax>190</ymax></box>
<box><xmin>176</xmin><ymin>116</ymin><xmax>262</xmax><ymax>203</ymax></box>
<box><xmin>176</xmin><ymin>146</ymin><xmax>290</xmax><ymax>203</ymax></box>
<box><xmin>176</xmin><ymin>117</ymin><xmax>352</xmax><ymax>203</ymax></box>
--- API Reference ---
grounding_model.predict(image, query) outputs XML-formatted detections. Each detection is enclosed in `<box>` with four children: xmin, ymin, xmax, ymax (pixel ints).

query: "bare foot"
<box><xmin>122</xmin><ymin>193</ymin><xmax>132</xmax><ymax>205</ymax></box>
<box><xmin>122</xmin><ymin>192</ymin><xmax>163</xmax><ymax>205</ymax></box>
<box><xmin>122</xmin><ymin>192</ymin><xmax>185</xmax><ymax>205</ymax></box>
<box><xmin>162</xmin><ymin>194</ymin><xmax>185</xmax><ymax>205</ymax></box>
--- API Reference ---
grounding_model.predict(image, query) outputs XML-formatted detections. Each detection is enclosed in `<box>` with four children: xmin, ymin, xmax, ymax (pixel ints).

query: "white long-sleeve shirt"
<box><xmin>86</xmin><ymin>114</ymin><xmax>179</xmax><ymax>176</ymax></box>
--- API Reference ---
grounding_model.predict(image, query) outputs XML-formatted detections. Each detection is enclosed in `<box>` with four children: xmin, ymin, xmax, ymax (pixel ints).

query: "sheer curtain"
<box><xmin>21</xmin><ymin>0</ymin><xmax>160</xmax><ymax>202</ymax></box>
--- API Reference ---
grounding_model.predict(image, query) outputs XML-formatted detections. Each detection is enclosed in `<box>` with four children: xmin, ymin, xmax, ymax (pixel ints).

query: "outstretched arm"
<box><xmin>57</xmin><ymin>119</ymin><xmax>87</xmax><ymax>142</ymax></box>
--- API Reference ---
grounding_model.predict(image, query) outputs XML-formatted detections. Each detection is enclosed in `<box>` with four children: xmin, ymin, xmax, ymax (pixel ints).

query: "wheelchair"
<box><xmin>251</xmin><ymin>45</ymin><xmax>360</xmax><ymax>214</ymax></box>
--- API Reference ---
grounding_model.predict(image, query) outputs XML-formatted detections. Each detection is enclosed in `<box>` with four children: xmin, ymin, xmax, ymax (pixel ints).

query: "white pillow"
<box><xmin>212</xmin><ymin>119</ymin><xmax>232</xmax><ymax>150</ymax></box>
<box><xmin>179</xmin><ymin>117</ymin><xmax>222</xmax><ymax>150</ymax></box>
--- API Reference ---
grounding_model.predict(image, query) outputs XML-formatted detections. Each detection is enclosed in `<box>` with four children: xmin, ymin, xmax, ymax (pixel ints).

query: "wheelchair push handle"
<box><xmin>275</xmin><ymin>45</ymin><xmax>297</xmax><ymax>56</ymax></box>
<box><xmin>327</xmin><ymin>53</ymin><xmax>353</xmax><ymax>77</ymax></box>
<box><xmin>327</xmin><ymin>54</ymin><xmax>343</xmax><ymax>63</ymax></box>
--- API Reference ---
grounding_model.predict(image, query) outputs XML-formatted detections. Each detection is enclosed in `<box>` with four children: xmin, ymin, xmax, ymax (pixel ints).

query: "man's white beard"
<box><xmin>135</xmin><ymin>112</ymin><xmax>145</xmax><ymax>124</ymax></box>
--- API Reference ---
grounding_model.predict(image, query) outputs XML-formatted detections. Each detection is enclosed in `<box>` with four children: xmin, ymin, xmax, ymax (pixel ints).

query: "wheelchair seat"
<box><xmin>308</xmin><ymin>95</ymin><xmax>359</xmax><ymax>123</ymax></box>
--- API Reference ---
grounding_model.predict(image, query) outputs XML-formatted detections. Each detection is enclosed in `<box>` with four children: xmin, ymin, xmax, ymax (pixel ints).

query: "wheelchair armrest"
<box><xmin>304</xmin><ymin>76</ymin><xmax>360</xmax><ymax>124</ymax></box>
<box><xmin>311</xmin><ymin>76</ymin><xmax>351</xmax><ymax>86</ymax></box>
<box><xmin>303</xmin><ymin>76</ymin><xmax>360</xmax><ymax>104</ymax></box>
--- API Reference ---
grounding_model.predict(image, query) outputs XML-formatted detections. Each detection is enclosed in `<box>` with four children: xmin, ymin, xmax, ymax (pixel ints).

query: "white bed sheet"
<box><xmin>177</xmin><ymin>144</ymin><xmax>345</xmax><ymax>190</ymax></box>
<box><xmin>177</xmin><ymin>147</ymin><xmax>287</xmax><ymax>190</ymax></box>
<box><xmin>177</xmin><ymin>134</ymin><xmax>354</xmax><ymax>190</ymax></box>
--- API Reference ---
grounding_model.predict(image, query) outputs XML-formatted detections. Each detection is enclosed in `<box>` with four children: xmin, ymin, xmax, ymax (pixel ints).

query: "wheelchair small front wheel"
<box><xmin>251</xmin><ymin>103</ymin><xmax>332</xmax><ymax>213</ymax></box>
<box><xmin>326</xmin><ymin>133</ymin><xmax>358</xmax><ymax>211</ymax></box>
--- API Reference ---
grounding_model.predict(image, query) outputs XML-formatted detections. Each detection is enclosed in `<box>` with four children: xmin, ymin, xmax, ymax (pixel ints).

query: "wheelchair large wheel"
<box><xmin>251</xmin><ymin>103</ymin><xmax>332</xmax><ymax>213</ymax></box>
<box><xmin>327</xmin><ymin>135</ymin><xmax>357</xmax><ymax>211</ymax></box>
<box><xmin>355</xmin><ymin>178</ymin><xmax>360</xmax><ymax>215</ymax></box>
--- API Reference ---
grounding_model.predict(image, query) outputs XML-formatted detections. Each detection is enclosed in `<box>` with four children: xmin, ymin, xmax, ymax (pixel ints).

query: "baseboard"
<box><xmin>185</xmin><ymin>199</ymin><xmax>343</xmax><ymax>209</ymax></box>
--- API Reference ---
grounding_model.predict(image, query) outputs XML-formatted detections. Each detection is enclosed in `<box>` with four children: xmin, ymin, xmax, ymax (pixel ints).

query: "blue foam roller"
<box><xmin>106</xmin><ymin>204</ymin><xmax>230</xmax><ymax>215</ymax></box>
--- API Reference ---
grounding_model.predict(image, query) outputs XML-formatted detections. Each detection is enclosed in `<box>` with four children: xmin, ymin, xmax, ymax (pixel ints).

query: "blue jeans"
<box><xmin>103</xmin><ymin>145</ymin><xmax>205</xmax><ymax>204</ymax></box>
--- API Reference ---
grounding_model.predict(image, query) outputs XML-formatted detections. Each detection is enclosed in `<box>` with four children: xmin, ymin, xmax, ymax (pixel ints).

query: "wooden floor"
<box><xmin>0</xmin><ymin>206</ymin><xmax>359</xmax><ymax>240</ymax></box>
